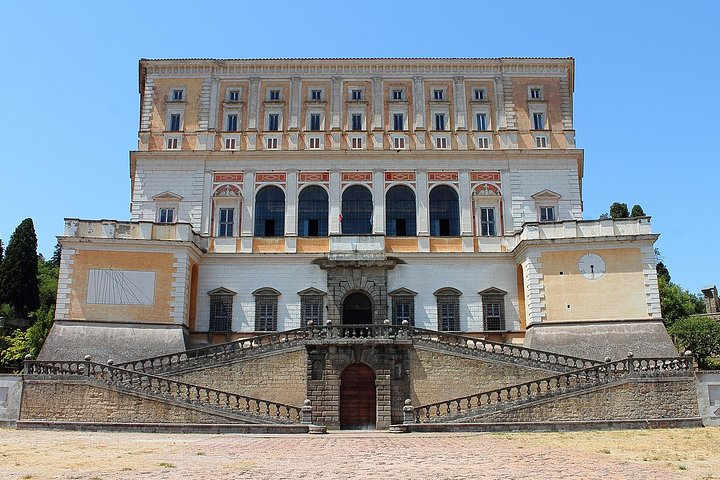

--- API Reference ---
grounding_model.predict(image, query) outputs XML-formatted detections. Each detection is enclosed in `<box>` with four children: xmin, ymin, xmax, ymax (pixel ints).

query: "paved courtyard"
<box><xmin>0</xmin><ymin>428</ymin><xmax>718</xmax><ymax>479</ymax></box>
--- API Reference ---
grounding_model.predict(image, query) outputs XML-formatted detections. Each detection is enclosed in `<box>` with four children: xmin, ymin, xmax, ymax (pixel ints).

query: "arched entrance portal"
<box><xmin>342</xmin><ymin>292</ymin><xmax>372</xmax><ymax>325</ymax></box>
<box><xmin>340</xmin><ymin>363</ymin><xmax>376</xmax><ymax>429</ymax></box>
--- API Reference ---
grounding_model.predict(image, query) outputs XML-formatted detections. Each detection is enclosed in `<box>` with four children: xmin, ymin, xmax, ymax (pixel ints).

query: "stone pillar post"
<box><xmin>403</xmin><ymin>399</ymin><xmax>415</xmax><ymax>424</ymax></box>
<box><xmin>247</xmin><ymin>77</ymin><xmax>260</xmax><ymax>131</ymax></box>
<box><xmin>301</xmin><ymin>399</ymin><xmax>313</xmax><ymax>424</ymax></box>
<box><xmin>288</xmin><ymin>77</ymin><xmax>301</xmax><ymax>130</ymax></box>
<box><xmin>329</xmin><ymin>170</ymin><xmax>341</xmax><ymax>235</ymax></box>
<box><xmin>372</xmin><ymin>76</ymin><xmax>383</xmax><ymax>131</ymax></box>
<box><xmin>372</xmin><ymin>170</ymin><xmax>385</xmax><ymax>234</ymax></box>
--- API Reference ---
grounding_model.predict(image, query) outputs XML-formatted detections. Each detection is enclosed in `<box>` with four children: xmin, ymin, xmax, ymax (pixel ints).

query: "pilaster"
<box><xmin>372</xmin><ymin>170</ymin><xmax>385</xmax><ymax>234</ymax></box>
<box><xmin>329</xmin><ymin>170</ymin><xmax>341</xmax><ymax>234</ymax></box>
<box><xmin>453</xmin><ymin>76</ymin><xmax>467</xmax><ymax>130</ymax></box>
<box><xmin>247</xmin><ymin>77</ymin><xmax>260</xmax><ymax>131</ymax></box>
<box><xmin>372</xmin><ymin>76</ymin><xmax>383</xmax><ymax>131</ymax></box>
<box><xmin>288</xmin><ymin>76</ymin><xmax>301</xmax><ymax>130</ymax></box>
<box><xmin>330</xmin><ymin>76</ymin><xmax>342</xmax><ymax>130</ymax></box>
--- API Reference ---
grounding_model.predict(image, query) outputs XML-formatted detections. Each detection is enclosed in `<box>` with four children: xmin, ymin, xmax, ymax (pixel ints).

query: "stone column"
<box><xmin>329</xmin><ymin>170</ymin><xmax>341</xmax><ymax>234</ymax></box>
<box><xmin>372</xmin><ymin>170</ymin><xmax>385</xmax><ymax>234</ymax></box>
<box><xmin>247</xmin><ymin>77</ymin><xmax>260</xmax><ymax>131</ymax></box>
<box><xmin>372</xmin><ymin>76</ymin><xmax>383</xmax><ymax>131</ymax></box>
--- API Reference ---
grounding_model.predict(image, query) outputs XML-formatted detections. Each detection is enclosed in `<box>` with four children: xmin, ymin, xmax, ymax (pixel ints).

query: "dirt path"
<box><xmin>0</xmin><ymin>428</ymin><xmax>718</xmax><ymax>479</ymax></box>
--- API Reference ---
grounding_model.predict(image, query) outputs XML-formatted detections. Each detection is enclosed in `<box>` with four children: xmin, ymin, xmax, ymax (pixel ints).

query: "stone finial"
<box><xmin>326</xmin><ymin>319</ymin><xmax>333</xmax><ymax>326</ymax></box>
<box><xmin>84</xmin><ymin>355</ymin><xmax>92</xmax><ymax>361</ymax></box>
<box><xmin>684</xmin><ymin>350</ymin><xmax>693</xmax><ymax>357</ymax></box>
<box><xmin>401</xmin><ymin>320</ymin><xmax>409</xmax><ymax>326</ymax></box>
<box><xmin>307</xmin><ymin>320</ymin><xmax>314</xmax><ymax>326</ymax></box>
<box><xmin>626</xmin><ymin>352</ymin><xmax>634</xmax><ymax>358</ymax></box>
<box><xmin>24</xmin><ymin>354</ymin><xmax>33</xmax><ymax>360</ymax></box>
<box><xmin>383</xmin><ymin>319</ymin><xmax>391</xmax><ymax>325</ymax></box>
<box><xmin>304</xmin><ymin>399</ymin><xmax>311</xmax><ymax>406</ymax></box>
<box><xmin>301</xmin><ymin>399</ymin><xmax>313</xmax><ymax>425</ymax></box>
<box><xmin>604</xmin><ymin>356</ymin><xmax>612</xmax><ymax>363</ymax></box>
<box><xmin>403</xmin><ymin>398</ymin><xmax>415</xmax><ymax>425</ymax></box>
<box><xmin>107</xmin><ymin>359</ymin><xmax>114</xmax><ymax>365</ymax></box>
<box><xmin>404</xmin><ymin>399</ymin><xmax>412</xmax><ymax>406</ymax></box>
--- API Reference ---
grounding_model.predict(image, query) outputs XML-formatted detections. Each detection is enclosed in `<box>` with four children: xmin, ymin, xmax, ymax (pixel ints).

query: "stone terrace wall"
<box><xmin>465</xmin><ymin>378</ymin><xmax>698</xmax><ymax>423</ymax></box>
<box><xmin>408</xmin><ymin>347</ymin><xmax>555</xmax><ymax>406</ymax></box>
<box><xmin>20</xmin><ymin>380</ymin><xmax>238</xmax><ymax>423</ymax></box>
<box><xmin>167</xmin><ymin>348</ymin><xmax>307</xmax><ymax>407</ymax></box>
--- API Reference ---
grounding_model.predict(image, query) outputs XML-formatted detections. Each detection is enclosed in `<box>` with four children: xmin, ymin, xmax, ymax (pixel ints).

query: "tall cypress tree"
<box><xmin>0</xmin><ymin>219</ymin><xmax>39</xmax><ymax>317</ymax></box>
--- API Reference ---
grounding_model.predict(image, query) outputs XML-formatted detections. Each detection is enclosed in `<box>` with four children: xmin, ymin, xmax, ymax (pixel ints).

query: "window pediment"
<box><xmin>153</xmin><ymin>191</ymin><xmax>183</xmax><ymax>202</ymax></box>
<box><xmin>434</xmin><ymin>287</ymin><xmax>462</xmax><ymax>297</ymax></box>
<box><xmin>298</xmin><ymin>287</ymin><xmax>326</xmax><ymax>297</ymax></box>
<box><xmin>531</xmin><ymin>189</ymin><xmax>561</xmax><ymax>201</ymax></box>
<box><xmin>478</xmin><ymin>287</ymin><xmax>507</xmax><ymax>296</ymax></box>
<box><xmin>208</xmin><ymin>287</ymin><xmax>236</xmax><ymax>296</ymax></box>
<box><xmin>213</xmin><ymin>184</ymin><xmax>242</xmax><ymax>197</ymax></box>
<box><xmin>389</xmin><ymin>287</ymin><xmax>418</xmax><ymax>297</ymax></box>
<box><xmin>253</xmin><ymin>287</ymin><xmax>281</xmax><ymax>297</ymax></box>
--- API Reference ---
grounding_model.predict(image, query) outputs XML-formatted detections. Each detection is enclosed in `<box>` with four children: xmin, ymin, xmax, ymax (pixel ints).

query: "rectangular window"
<box><xmin>392</xmin><ymin>296</ymin><xmax>415</xmax><ymax>325</ymax></box>
<box><xmin>268</xmin><ymin>113</ymin><xmax>279</xmax><ymax>131</ymax></box>
<box><xmin>530</xmin><ymin>88</ymin><xmax>542</xmax><ymax>99</ymax></box>
<box><xmin>158</xmin><ymin>207</ymin><xmax>175</xmax><ymax>223</ymax></box>
<box><xmin>218</xmin><ymin>208</ymin><xmax>234</xmax><ymax>237</ymax></box>
<box><xmin>477</xmin><ymin>136</ymin><xmax>489</xmax><ymax>149</ymax></box>
<box><xmin>476</xmin><ymin>113</ymin><xmax>487</xmax><ymax>131</ymax></box>
<box><xmin>227</xmin><ymin>114</ymin><xmax>238</xmax><ymax>132</ymax></box>
<box><xmin>228</xmin><ymin>89</ymin><xmax>240</xmax><ymax>102</ymax></box>
<box><xmin>482</xmin><ymin>297</ymin><xmax>505</xmax><ymax>331</ymax></box>
<box><xmin>434</xmin><ymin>113</ymin><xmax>446</xmax><ymax>131</ymax></box>
<box><xmin>351</xmin><ymin>137</ymin><xmax>363</xmax><ymax>149</ymax></box>
<box><xmin>533</xmin><ymin>112</ymin><xmax>545</xmax><ymax>130</ymax></box>
<box><xmin>435</xmin><ymin>137</ymin><xmax>447</xmax><ymax>149</ymax></box>
<box><xmin>393</xmin><ymin>113</ymin><xmax>404</xmax><ymax>131</ymax></box>
<box><xmin>301</xmin><ymin>296</ymin><xmax>323</xmax><ymax>326</ymax></box>
<box><xmin>351</xmin><ymin>89</ymin><xmax>363</xmax><ymax>100</ymax></box>
<box><xmin>393</xmin><ymin>136</ymin><xmax>406</xmax><ymax>149</ymax></box>
<box><xmin>310</xmin><ymin>89</ymin><xmax>322</xmax><ymax>100</ymax></box>
<box><xmin>224</xmin><ymin>137</ymin><xmax>237</xmax><ymax>150</ymax></box>
<box><xmin>169</xmin><ymin>113</ymin><xmax>181</xmax><ymax>132</ymax></box>
<box><xmin>535</xmin><ymin>135</ymin><xmax>548</xmax><ymax>148</ymax></box>
<box><xmin>269</xmin><ymin>89</ymin><xmax>280</xmax><ymax>100</ymax></box>
<box><xmin>480</xmin><ymin>207</ymin><xmax>496</xmax><ymax>236</ymax></box>
<box><xmin>433</xmin><ymin>89</ymin><xmax>444</xmax><ymax>100</ymax></box>
<box><xmin>308</xmin><ymin>137</ymin><xmax>321</xmax><ymax>149</ymax></box>
<box><xmin>392</xmin><ymin>89</ymin><xmax>403</xmax><ymax>100</ymax></box>
<box><xmin>255</xmin><ymin>296</ymin><xmax>278</xmax><ymax>331</ymax></box>
<box><xmin>166</xmin><ymin>137</ymin><xmax>179</xmax><ymax>150</ymax></box>
<box><xmin>437</xmin><ymin>297</ymin><xmax>460</xmax><ymax>331</ymax></box>
<box><xmin>209</xmin><ymin>294</ymin><xmax>233</xmax><ymax>332</ymax></box>
<box><xmin>266</xmin><ymin>137</ymin><xmax>278</xmax><ymax>150</ymax></box>
<box><xmin>310</xmin><ymin>113</ymin><xmax>321</xmax><ymax>131</ymax></box>
<box><xmin>540</xmin><ymin>206</ymin><xmax>555</xmax><ymax>222</ymax></box>
<box><xmin>172</xmin><ymin>89</ymin><xmax>184</xmax><ymax>101</ymax></box>
<box><xmin>474</xmin><ymin>88</ymin><xmax>486</xmax><ymax>100</ymax></box>
<box><xmin>351</xmin><ymin>113</ymin><xmax>363</xmax><ymax>131</ymax></box>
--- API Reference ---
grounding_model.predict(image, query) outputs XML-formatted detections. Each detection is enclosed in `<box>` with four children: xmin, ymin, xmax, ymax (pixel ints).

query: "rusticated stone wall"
<box><xmin>20</xmin><ymin>380</ymin><xmax>237</xmax><ymax>423</ymax></box>
<box><xmin>408</xmin><ymin>347</ymin><xmax>555</xmax><ymax>406</ymax></box>
<box><xmin>463</xmin><ymin>378</ymin><xmax>699</xmax><ymax>423</ymax></box>
<box><xmin>167</xmin><ymin>348</ymin><xmax>307</xmax><ymax>407</ymax></box>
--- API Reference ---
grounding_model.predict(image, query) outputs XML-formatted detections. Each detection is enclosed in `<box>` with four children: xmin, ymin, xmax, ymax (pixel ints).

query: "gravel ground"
<box><xmin>0</xmin><ymin>427</ymin><xmax>718</xmax><ymax>480</ymax></box>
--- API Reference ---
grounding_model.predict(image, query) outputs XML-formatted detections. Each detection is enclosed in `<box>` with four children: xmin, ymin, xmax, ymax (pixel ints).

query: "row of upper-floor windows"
<box><xmin>156</xmin><ymin>185</ymin><xmax>558</xmax><ymax>237</ymax></box>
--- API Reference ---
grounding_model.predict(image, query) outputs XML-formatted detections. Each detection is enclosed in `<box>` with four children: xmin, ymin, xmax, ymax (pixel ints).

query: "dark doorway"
<box><xmin>340</xmin><ymin>363</ymin><xmax>376</xmax><ymax>429</ymax></box>
<box><xmin>342</xmin><ymin>292</ymin><xmax>372</xmax><ymax>325</ymax></box>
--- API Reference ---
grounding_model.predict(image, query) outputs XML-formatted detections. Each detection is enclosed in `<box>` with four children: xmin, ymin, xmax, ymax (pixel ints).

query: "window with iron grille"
<box><xmin>301</xmin><ymin>295</ymin><xmax>323</xmax><ymax>326</ymax></box>
<box><xmin>254</xmin><ymin>293</ymin><xmax>278</xmax><ymax>331</ymax></box>
<box><xmin>482</xmin><ymin>295</ymin><xmax>506</xmax><ymax>331</ymax></box>
<box><xmin>435</xmin><ymin>288</ymin><xmax>461</xmax><ymax>331</ymax></box>
<box><xmin>209</xmin><ymin>293</ymin><xmax>233</xmax><ymax>332</ymax></box>
<box><xmin>392</xmin><ymin>296</ymin><xmax>415</xmax><ymax>325</ymax></box>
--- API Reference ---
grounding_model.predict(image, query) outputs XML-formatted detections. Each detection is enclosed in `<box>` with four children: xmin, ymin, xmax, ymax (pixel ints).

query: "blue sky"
<box><xmin>1</xmin><ymin>1</ymin><xmax>718</xmax><ymax>294</ymax></box>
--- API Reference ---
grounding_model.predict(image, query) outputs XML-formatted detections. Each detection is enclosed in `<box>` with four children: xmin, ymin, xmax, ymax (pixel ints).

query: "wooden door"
<box><xmin>340</xmin><ymin>363</ymin><xmax>376</xmax><ymax>429</ymax></box>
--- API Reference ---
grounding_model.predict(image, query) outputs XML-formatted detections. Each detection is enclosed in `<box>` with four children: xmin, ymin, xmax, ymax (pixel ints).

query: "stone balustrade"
<box><xmin>63</xmin><ymin>218</ymin><xmax>208</xmax><ymax>250</ymax></box>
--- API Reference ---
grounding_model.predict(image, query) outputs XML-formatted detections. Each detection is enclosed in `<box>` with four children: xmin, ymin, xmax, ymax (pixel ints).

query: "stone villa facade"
<box><xmin>21</xmin><ymin>58</ymin><xmax>698</xmax><ymax>431</ymax></box>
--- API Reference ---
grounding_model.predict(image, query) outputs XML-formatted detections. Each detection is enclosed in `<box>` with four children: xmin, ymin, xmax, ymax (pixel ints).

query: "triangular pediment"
<box><xmin>297</xmin><ymin>287</ymin><xmax>326</xmax><ymax>296</ymax></box>
<box><xmin>207</xmin><ymin>287</ymin><xmax>236</xmax><ymax>296</ymax></box>
<box><xmin>479</xmin><ymin>287</ymin><xmax>507</xmax><ymax>296</ymax></box>
<box><xmin>152</xmin><ymin>191</ymin><xmax>183</xmax><ymax>201</ymax></box>
<box><xmin>531</xmin><ymin>189</ymin><xmax>561</xmax><ymax>200</ymax></box>
<box><xmin>388</xmin><ymin>287</ymin><xmax>418</xmax><ymax>297</ymax></box>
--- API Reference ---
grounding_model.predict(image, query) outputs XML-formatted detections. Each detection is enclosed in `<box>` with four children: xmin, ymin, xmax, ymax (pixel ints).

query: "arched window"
<box><xmin>298</xmin><ymin>186</ymin><xmax>328</xmax><ymax>237</ymax></box>
<box><xmin>429</xmin><ymin>185</ymin><xmax>459</xmax><ymax>236</ymax></box>
<box><xmin>341</xmin><ymin>185</ymin><xmax>372</xmax><ymax>234</ymax></box>
<box><xmin>385</xmin><ymin>185</ymin><xmax>416</xmax><ymax>237</ymax></box>
<box><xmin>254</xmin><ymin>186</ymin><xmax>285</xmax><ymax>237</ymax></box>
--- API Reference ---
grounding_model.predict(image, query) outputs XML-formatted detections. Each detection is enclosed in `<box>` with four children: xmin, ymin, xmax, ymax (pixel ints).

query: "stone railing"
<box><xmin>112</xmin><ymin>323</ymin><xmax>597</xmax><ymax>377</ymax></box>
<box><xmin>63</xmin><ymin>218</ymin><xmax>208</xmax><ymax>250</ymax></box>
<box><xmin>24</xmin><ymin>358</ymin><xmax>303</xmax><ymax>424</ymax></box>
<box><xmin>516</xmin><ymin>217</ymin><xmax>654</xmax><ymax>243</ymax></box>
<box><xmin>410</xmin><ymin>355</ymin><xmax>694</xmax><ymax>423</ymax></box>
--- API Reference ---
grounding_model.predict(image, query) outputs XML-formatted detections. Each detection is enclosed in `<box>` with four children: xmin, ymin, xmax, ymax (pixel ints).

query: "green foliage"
<box><xmin>668</xmin><ymin>316</ymin><xmax>720</xmax><ymax>369</ymax></box>
<box><xmin>0</xmin><ymin>307</ymin><xmax>54</xmax><ymax>371</ymax></box>
<box><xmin>631</xmin><ymin>204</ymin><xmax>645</xmax><ymax>217</ymax></box>
<box><xmin>37</xmin><ymin>256</ymin><xmax>59</xmax><ymax>311</ymax></box>
<box><xmin>0</xmin><ymin>218</ymin><xmax>39</xmax><ymax>317</ymax></box>
<box><xmin>0</xmin><ymin>239</ymin><xmax>4</xmax><ymax>264</ymax></box>
<box><xmin>0</xmin><ymin>329</ymin><xmax>28</xmax><ymax>371</ymax></box>
<box><xmin>609</xmin><ymin>202</ymin><xmax>629</xmax><ymax>219</ymax></box>
<box><xmin>656</xmin><ymin>262</ymin><xmax>671</xmax><ymax>283</ymax></box>
<box><xmin>659</xmin><ymin>276</ymin><xmax>705</xmax><ymax>327</ymax></box>
<box><xmin>50</xmin><ymin>242</ymin><xmax>62</xmax><ymax>269</ymax></box>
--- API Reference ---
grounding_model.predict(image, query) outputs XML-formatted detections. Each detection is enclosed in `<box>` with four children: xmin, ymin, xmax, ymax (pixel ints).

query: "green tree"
<box><xmin>0</xmin><ymin>219</ymin><xmax>39</xmax><ymax>317</ymax></box>
<box><xmin>659</xmin><ymin>276</ymin><xmax>705</xmax><ymax>327</ymax></box>
<box><xmin>37</xmin><ymin>255</ymin><xmax>59</xmax><ymax>311</ymax></box>
<box><xmin>49</xmin><ymin>242</ymin><xmax>62</xmax><ymax>269</ymax></box>
<box><xmin>630</xmin><ymin>204</ymin><xmax>645</xmax><ymax>217</ymax></box>
<box><xmin>668</xmin><ymin>316</ymin><xmax>720</xmax><ymax>369</ymax></box>
<box><xmin>609</xmin><ymin>202</ymin><xmax>629</xmax><ymax>218</ymax></box>
<box><xmin>0</xmin><ymin>238</ymin><xmax>4</xmax><ymax>264</ymax></box>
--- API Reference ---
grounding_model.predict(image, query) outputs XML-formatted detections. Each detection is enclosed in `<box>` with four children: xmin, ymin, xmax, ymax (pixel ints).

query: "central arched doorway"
<box><xmin>342</xmin><ymin>292</ymin><xmax>372</xmax><ymax>325</ymax></box>
<box><xmin>340</xmin><ymin>363</ymin><xmax>376</xmax><ymax>429</ymax></box>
